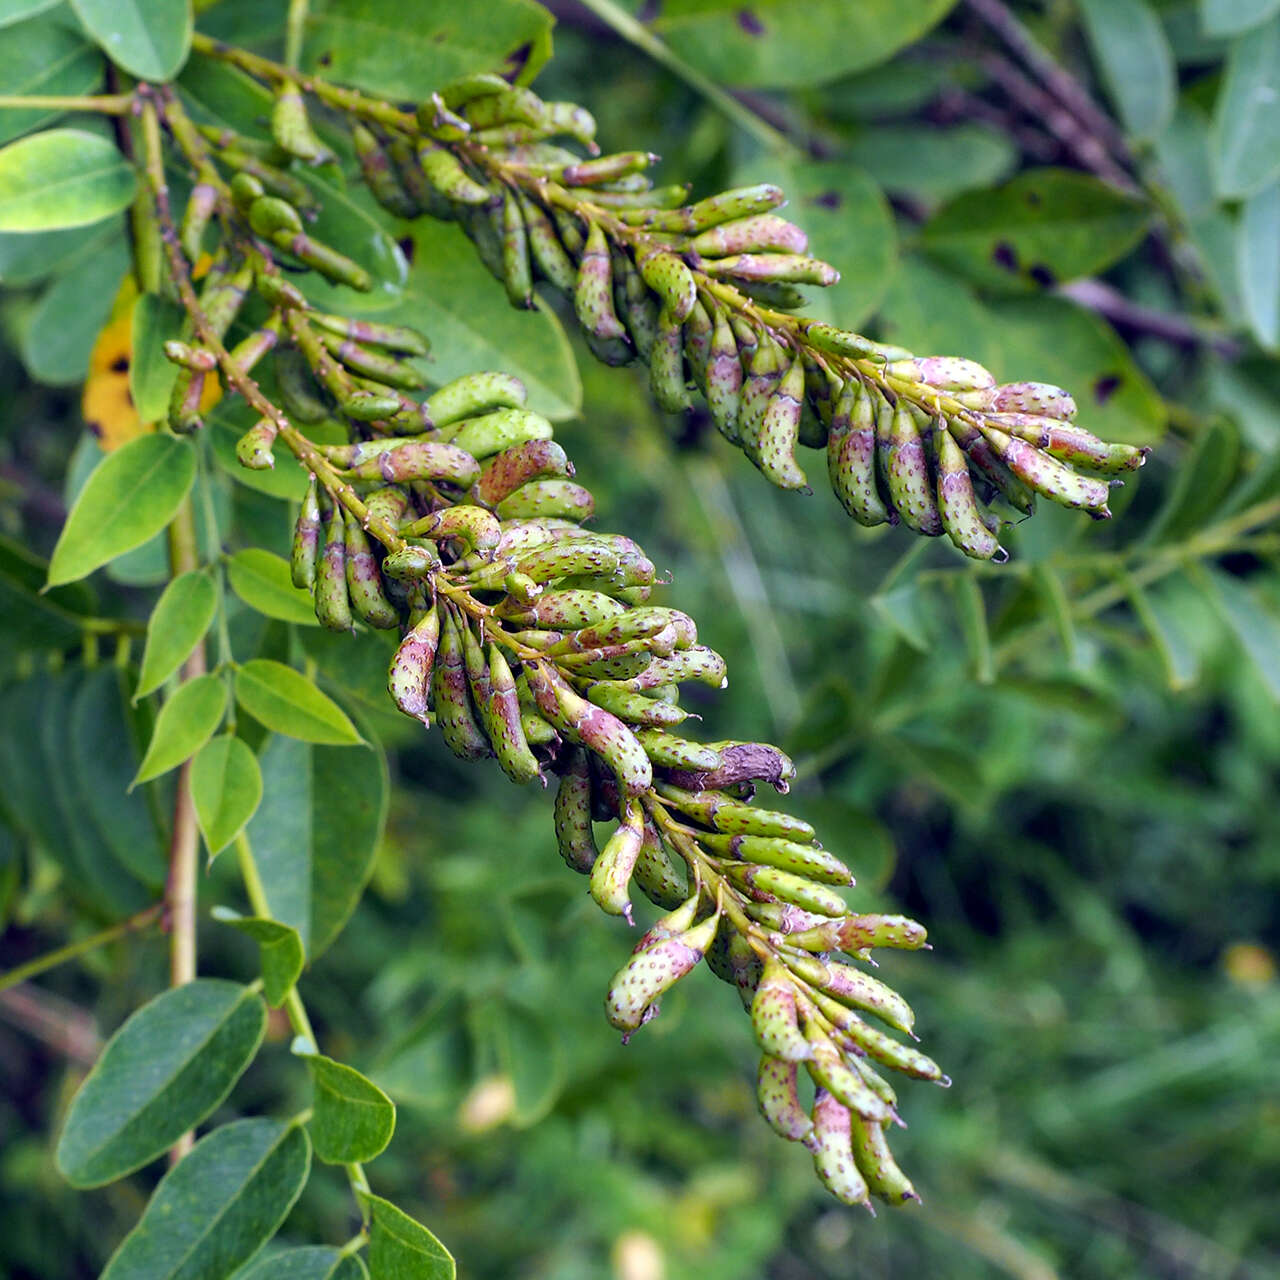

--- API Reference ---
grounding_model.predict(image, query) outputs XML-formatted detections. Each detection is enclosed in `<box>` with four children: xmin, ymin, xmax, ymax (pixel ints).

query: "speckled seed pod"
<box><xmin>291</xmin><ymin>476</ymin><xmax>322</xmax><ymax>591</ymax></box>
<box><xmin>424</xmin><ymin>371</ymin><xmax>527</xmax><ymax>427</ymax></box>
<box><xmin>886</xmin><ymin>355</ymin><xmax>995</xmax><ymax>392</ymax></box>
<box><xmin>828</xmin><ymin>380</ymin><xmax>891</xmax><ymax>527</ymax></box>
<box><xmin>752</xmin><ymin>355</ymin><xmax>809</xmax><ymax>491</ymax></box>
<box><xmin>604</xmin><ymin>911</ymin><xmax>718</xmax><ymax>1034</ymax></box>
<box><xmin>348</xmin><ymin>442</ymin><xmax>481</xmax><ymax>487</ymax></box>
<box><xmin>757</xmin><ymin>1055</ymin><xmax>816</xmax><ymax>1146</ymax></box>
<box><xmin>445</xmin><ymin>407</ymin><xmax>554</xmax><ymax>459</ymax></box>
<box><xmin>500</xmin><ymin>187</ymin><xmax>533</xmax><ymax>308</ymax></box>
<box><xmin>516</xmin><ymin>189</ymin><xmax>577</xmax><ymax>291</ymax></box>
<box><xmin>419</xmin><ymin>144</ymin><xmax>492</xmax><ymax>204</ymax></box>
<box><xmin>471</xmin><ymin>439</ymin><xmax>574</xmax><ymax>508</ymax></box>
<box><xmin>497</xmin><ymin>589</ymin><xmax>627</xmax><ymax>630</ymax></box>
<box><xmin>810</xmin><ymin>1089</ymin><xmax>872</xmax><ymax>1210</ymax></box>
<box><xmin>387</xmin><ymin>601</ymin><xmax>439</xmax><ymax>724</ymax></box>
<box><xmin>944</xmin><ymin>415</ymin><xmax>1036</xmax><ymax>515</ymax></box>
<box><xmin>700</xmin><ymin>253</ymin><xmax>838</xmax><ymax>287</ymax></box>
<box><xmin>980</xmin><ymin>424</ymin><xmax>1111</xmax><ymax>516</ymax></box>
<box><xmin>850</xmin><ymin>1112</ymin><xmax>920</xmax><ymax>1206</ymax></box>
<box><xmin>495</xmin><ymin>479</ymin><xmax>596</xmax><ymax>522</ymax></box>
<box><xmin>704</xmin><ymin>305</ymin><xmax>744</xmax><ymax>443</ymax></box>
<box><xmin>344</xmin><ymin>512</ymin><xmax>399</xmax><ymax>628</ymax></box>
<box><xmin>314</xmin><ymin>506</ymin><xmax>353</xmax><ymax>632</ymax></box>
<box><xmin>404</xmin><ymin>506</ymin><xmax>503</xmax><ymax>558</ymax></box>
<box><xmin>649</xmin><ymin>307</ymin><xmax>692</xmax><ymax>413</ymax></box>
<box><xmin>987</xmin><ymin>414</ymin><xmax>1146</xmax><ymax>474</ymax></box>
<box><xmin>816</xmin><ymin>997</ymin><xmax>947</xmax><ymax>1082</ymax></box>
<box><xmin>589</xmin><ymin>800</ymin><xmax>645</xmax><ymax>921</ymax></box>
<box><xmin>574</xmin><ymin>220</ymin><xmax>628</xmax><ymax>341</ymax></box>
<box><xmin>431</xmin><ymin>605</ymin><xmax>492</xmax><ymax>761</ymax></box>
<box><xmin>805</xmin><ymin>1022</ymin><xmax>892</xmax><ymax>1123</ymax></box>
<box><xmin>737</xmin><ymin>335</ymin><xmax>788</xmax><ymax>459</ymax></box>
<box><xmin>701</xmin><ymin>833</ymin><xmax>852</xmax><ymax>886</ymax></box>
<box><xmin>788</xmin><ymin>913</ymin><xmax>929</xmax><ymax>955</ymax></box>
<box><xmin>611</xmin><ymin>645</ymin><xmax>726</xmax><ymax>692</ymax></box>
<box><xmin>652</xmin><ymin>783</ymin><xmax>816</xmax><ymax>841</ymax></box>
<box><xmin>725</xmin><ymin>864</ymin><xmax>848</xmax><ymax>917</ymax></box>
<box><xmin>632</xmin><ymin>819</ymin><xmax>688</xmax><ymax>909</ymax></box>
<box><xmin>554</xmin><ymin>747</ymin><xmax>598</xmax><ymax>873</ymax></box>
<box><xmin>750</xmin><ymin>959</ymin><xmax>811</xmax><ymax>1061</ymax></box>
<box><xmin>935</xmin><ymin>425</ymin><xmax>1002</xmax><ymax>562</ymax></box>
<box><xmin>689</xmin><ymin>213</ymin><xmax>809</xmax><ymax>257</ymax></box>
<box><xmin>991</xmin><ymin>380</ymin><xmax>1077</xmax><ymax>420</ymax></box>
<box><xmin>820</xmin><ymin>964</ymin><xmax>915</xmax><ymax>1036</ymax></box>
<box><xmin>636</xmin><ymin>244</ymin><xmax>697</xmax><ymax>320</ymax></box>
<box><xmin>885</xmin><ymin>402</ymin><xmax>943</xmax><ymax>535</ymax></box>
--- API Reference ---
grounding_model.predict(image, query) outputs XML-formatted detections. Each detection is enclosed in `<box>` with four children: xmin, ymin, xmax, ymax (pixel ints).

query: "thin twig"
<box><xmin>0</xmin><ymin>93</ymin><xmax>134</xmax><ymax>114</ymax></box>
<box><xmin>0</xmin><ymin>905</ymin><xmax>164</xmax><ymax>995</ymax></box>
<box><xmin>1059</xmin><ymin>280</ymin><xmax>1243</xmax><ymax>359</ymax></box>
<box><xmin>0</xmin><ymin>986</ymin><xmax>100</xmax><ymax>1066</ymax></box>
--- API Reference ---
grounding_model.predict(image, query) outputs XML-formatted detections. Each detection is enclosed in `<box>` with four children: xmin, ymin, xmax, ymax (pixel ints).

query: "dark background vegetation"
<box><xmin>2</xmin><ymin>1</ymin><xmax>1279</xmax><ymax>1276</ymax></box>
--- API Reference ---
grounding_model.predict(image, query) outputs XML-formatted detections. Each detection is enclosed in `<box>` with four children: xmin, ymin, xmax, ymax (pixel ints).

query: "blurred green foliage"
<box><xmin>2</xmin><ymin>1</ymin><xmax>1280</xmax><ymax>1277</ymax></box>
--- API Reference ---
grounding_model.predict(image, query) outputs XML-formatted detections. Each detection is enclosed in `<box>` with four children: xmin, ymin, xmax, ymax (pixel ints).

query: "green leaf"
<box><xmin>844</xmin><ymin>123</ymin><xmax>1016</xmax><ymax>208</ymax></box>
<box><xmin>0</xmin><ymin>531</ymin><xmax>98</xmax><ymax>656</ymax></box>
<box><xmin>235</xmin><ymin>659</ymin><xmax>364</xmax><ymax>746</ymax></box>
<box><xmin>100</xmin><ymin>1119</ymin><xmax>311</xmax><ymax>1280</ymax></box>
<box><xmin>134</xmin><ymin>673</ymin><xmax>227</xmax><ymax>784</ymax></box>
<box><xmin>1077</xmin><ymin>0</ymin><xmax>1175</xmax><ymax>140</ymax></box>
<box><xmin>70</xmin><ymin>0</ymin><xmax>192</xmax><ymax>79</ymax></box>
<box><xmin>493</xmin><ymin>1004</ymin><xmax>564</xmax><ymax>1128</ymax></box>
<box><xmin>241</xmin><ymin>1247</ymin><xmax>368</xmax><ymax>1280</ymax></box>
<box><xmin>245</xmin><ymin>733</ymin><xmax>387</xmax><ymax>956</ymax></box>
<box><xmin>131</xmin><ymin>293</ymin><xmax>185</xmax><ymax>422</ymax></box>
<box><xmin>1143</xmin><ymin>418</ymin><xmax>1240</xmax><ymax>544</ymax></box>
<box><xmin>212</xmin><ymin>909</ymin><xmax>305</xmax><ymax>1009</ymax></box>
<box><xmin>364</xmin><ymin>221</ymin><xmax>581</xmax><ymax>422</ymax></box>
<box><xmin>55</xmin><ymin>980</ymin><xmax>266</xmax><ymax>1187</ymax></box>
<box><xmin>21</xmin><ymin>228</ymin><xmax>129</xmax><ymax>385</ymax></box>
<box><xmin>300</xmin><ymin>0</ymin><xmax>552</xmax><ymax>101</ymax></box>
<box><xmin>70</xmin><ymin>667</ymin><xmax>166</xmax><ymax>886</ymax></box>
<box><xmin>0</xmin><ymin>0</ymin><xmax>61</xmax><ymax>27</ymax></box>
<box><xmin>48</xmin><ymin>434</ymin><xmax>196</xmax><ymax>586</ymax></box>
<box><xmin>366</xmin><ymin>1195</ymin><xmax>455</xmax><ymax>1280</ymax></box>
<box><xmin>921</xmin><ymin>169</ymin><xmax>1150</xmax><ymax>292</ymax></box>
<box><xmin>649</xmin><ymin>0</ymin><xmax>957</xmax><ymax>89</ymax></box>
<box><xmin>0</xmin><ymin>128</ymin><xmax>135</xmax><ymax>232</ymax></box>
<box><xmin>950</xmin><ymin>574</ymin><xmax>994</xmax><ymax>685</ymax></box>
<box><xmin>1153</xmin><ymin>102</ymin><xmax>1217</xmax><ymax>223</ymax></box>
<box><xmin>1122</xmin><ymin>574</ymin><xmax>1199</xmax><ymax>691</ymax></box>
<box><xmin>135</xmin><ymin>569</ymin><xmax>217</xmax><ymax>699</ymax></box>
<box><xmin>0</xmin><ymin>12</ymin><xmax>103</xmax><ymax>147</ymax></box>
<box><xmin>1211</xmin><ymin>17</ymin><xmax>1280</xmax><ymax>197</ymax></box>
<box><xmin>1236</xmin><ymin>179</ymin><xmax>1280</xmax><ymax>348</ymax></box>
<box><xmin>1201</xmin><ymin>0</ymin><xmax>1280</xmax><ymax>36</ymax></box>
<box><xmin>227</xmin><ymin>549</ymin><xmax>319</xmax><ymax>626</ymax></box>
<box><xmin>1199</xmin><ymin>566</ymin><xmax>1280</xmax><ymax>698</ymax></box>
<box><xmin>297</xmin><ymin>1047</ymin><xmax>396</xmax><ymax>1164</ymax></box>
<box><xmin>191</xmin><ymin>733</ymin><xmax>263</xmax><ymax>857</ymax></box>
<box><xmin>735</xmin><ymin>156</ymin><xmax>896</xmax><ymax>328</ymax></box>
<box><xmin>0</xmin><ymin>220</ymin><xmax>110</xmax><ymax>287</ymax></box>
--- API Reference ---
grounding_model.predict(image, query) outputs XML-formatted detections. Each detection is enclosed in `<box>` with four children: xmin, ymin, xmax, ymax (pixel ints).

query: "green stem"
<box><xmin>572</xmin><ymin>0</ymin><xmax>794</xmax><ymax>153</ymax></box>
<box><xmin>0</xmin><ymin>93</ymin><xmax>134</xmax><ymax>114</ymax></box>
<box><xmin>284</xmin><ymin>0</ymin><xmax>308</xmax><ymax>70</ymax></box>
<box><xmin>0</xmin><ymin>905</ymin><xmax>164</xmax><ymax>995</ymax></box>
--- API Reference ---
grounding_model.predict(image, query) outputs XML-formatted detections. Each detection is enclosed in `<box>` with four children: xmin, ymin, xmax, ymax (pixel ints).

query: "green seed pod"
<box><xmin>757</xmin><ymin>1055</ymin><xmax>816</xmax><ymax>1147</ymax></box>
<box><xmin>885</xmin><ymin>401</ymin><xmax>943</xmax><ymax>536</ymax></box>
<box><xmin>270</xmin><ymin>86</ymin><xmax>334</xmax><ymax>164</ymax></box>
<box><xmin>483</xmin><ymin>643</ymin><xmax>541</xmax><ymax>784</ymax></box>
<box><xmin>935</xmin><ymin>425</ymin><xmax>1003</xmax><ymax>561</ymax></box>
<box><xmin>438</xmin><ymin>71</ymin><xmax>512</xmax><ymax>109</ymax></box>
<box><xmin>636</xmin><ymin>244</ymin><xmax>696</xmax><ymax>320</ymax></box>
<box><xmin>850</xmin><ymin>1113</ymin><xmax>920</xmax><ymax>1206</ymax></box>
<box><xmin>689</xmin><ymin>214</ymin><xmax>809</xmax><ymax>257</ymax></box>
<box><xmin>751</xmin><ymin>355</ymin><xmax>809</xmax><ymax>490</ymax></box>
<box><xmin>235</xmin><ymin>418</ymin><xmax>278</xmax><ymax>470</ymax></box>
<box><xmin>988</xmin><ymin>413</ymin><xmax>1146</xmax><ymax>474</ymax></box>
<box><xmin>699</xmin><ymin>252</ymin><xmax>838</xmax><ymax>287</ymax></box>
<box><xmin>351</xmin><ymin>442</ymin><xmax>481</xmax><ymax>488</ymax></box>
<box><xmin>703</xmin><ymin>834</ymin><xmax>852</xmax><ymax>887</ymax></box>
<box><xmin>317</xmin><ymin>332</ymin><xmax>425</xmax><ymax>391</ymax></box>
<box><xmin>805</xmin><ymin>1022</ymin><xmax>892</xmax><ymax>1123</ymax></box>
<box><xmin>497</xmin><ymin>588</ymin><xmax>627</xmax><ymax>630</ymax></box>
<box><xmin>275</xmin><ymin>346</ymin><xmax>331</xmax><ymax>423</ymax></box>
<box><xmin>633</xmin><ymin>728</ymin><xmax>721</xmax><ymax>772</ymax></box>
<box><xmin>632</xmin><ymin>819</ymin><xmax>687</xmax><ymax>909</ymax></box>
<box><xmin>404</xmin><ymin>505</ymin><xmax>503</xmax><ymax>557</ymax></box>
<box><xmin>351</xmin><ymin>122</ymin><xmax>419</xmax><ymax>218</ymax></box>
<box><xmin>821</xmin><ymin>963</ymin><xmax>915</xmax><ymax>1036</ymax></box>
<box><xmin>887</xmin><ymin>356</ymin><xmax>995</xmax><ymax>393</ymax></box>
<box><xmin>750</xmin><ymin>959</ymin><xmax>811</xmax><ymax>1061</ymax></box>
<box><xmin>425</xmin><ymin>371</ymin><xmax>528</xmax><ymax>428</ymax></box>
<box><xmin>737</xmin><ymin>334</ymin><xmax>789</xmax><ymax>458</ymax></box>
<box><xmin>432</xmin><ymin>605</ymin><xmax>492</xmax><ymax>761</ymax></box>
<box><xmin>166</xmin><ymin>367</ymin><xmax>207</xmax><ymax>435</ymax></box>
<box><xmin>525</xmin><ymin>661</ymin><xmax>653</xmax><ymax>799</ymax></box>
<box><xmin>500</xmin><ymin>187</ymin><xmax>534</xmax><ymax>308</ymax></box>
<box><xmin>574</xmin><ymin>220</ymin><xmax>627</xmax><ymax>341</ymax></box>
<box><xmin>649</xmin><ymin>307</ymin><xmax>692</xmax><ymax>413</ymax></box>
<box><xmin>614</xmin><ymin>645</ymin><xmax>727</xmax><ymax>692</ymax></box>
<box><xmin>515</xmin><ymin>541</ymin><xmax>618</xmax><ymax>583</ymax></box>
<box><xmin>654</xmin><ymin>783</ymin><xmax>817</xmax><ymax>842</ymax></box>
<box><xmin>810</xmin><ymin>1089</ymin><xmax>873</xmax><ymax>1210</ymax></box>
<box><xmin>590</xmin><ymin>800</ymin><xmax>645</xmax><ymax>921</ymax></box>
<box><xmin>611</xmin><ymin>247</ymin><xmax>660</xmax><ymax>361</ymax></box>
<box><xmin>726</xmin><ymin>864</ymin><xmax>848</xmax><ymax>917</ymax></box>
<box><xmin>248</xmin><ymin>195</ymin><xmax>304</xmax><ymax>238</ymax></box>
<box><xmin>556</xmin><ymin>607</ymin><xmax>693</xmax><ymax>653</ymax></box>
<box><xmin>854</xmin><ymin>1058</ymin><xmax>900</xmax><ymax>1113</ymax></box>
<box><xmin>416</xmin><ymin>92</ymin><xmax>471</xmax><ymax>142</ymax></box>
<box><xmin>315</xmin><ymin>506</ymin><xmax>353</xmax><ymax>632</ymax></box>
<box><xmin>388</xmin><ymin>600</ymin><xmax>439</xmax><ymax>724</ymax></box>
<box><xmin>514</xmin><ymin>189</ymin><xmax>577</xmax><ymax>291</ymax></box>
<box><xmin>581</xmin><ymin>328</ymin><xmax>635</xmax><ymax>367</ymax></box>
<box><xmin>521</xmin><ymin>708</ymin><xmax>558</xmax><ymax>746</ymax></box>
<box><xmin>227</xmin><ymin>321</ymin><xmax>281</xmax><ymax>377</ymax></box>
<box><xmin>461</xmin><ymin>85</ymin><xmax>545</xmax><ymax>130</ymax></box>
<box><xmin>381</xmin><ymin>543</ymin><xmax>441</xmax><ymax>581</ymax></box>
<box><xmin>735</xmin><ymin>280</ymin><xmax>809</xmax><ymax>310</ymax></box>
<box><xmin>680</xmin><ymin>298</ymin><xmax>713</xmax><ymax>395</ymax></box>
<box><xmin>419</xmin><ymin>143</ymin><xmax>493</xmax><ymax>204</ymax></box>
<box><xmin>336</xmin><ymin>390</ymin><xmax>397</xmax><ymax>420</ymax></box>
<box><xmin>620</xmin><ymin>183</ymin><xmax>785</xmax><ymax>233</ymax></box>
<box><xmin>704</xmin><ymin>305</ymin><xmax>744</xmax><ymax>443</ymax></box>
<box><xmin>291</xmin><ymin>474</ymin><xmax>322</xmax><ymax>590</ymax></box>
<box><xmin>471</xmin><ymin>440</ymin><xmax>574</xmax><ymax>508</ymax></box>
<box><xmin>587</xmin><ymin>683</ymin><xmax>691</xmax><ymax>728</ymax></box>
<box><xmin>542</xmin><ymin>101</ymin><xmax>599</xmax><ymax>149</ymax></box>
<box><xmin>744</xmin><ymin>902</ymin><xmax>832</xmax><ymax>936</ymax></box>
<box><xmin>980</xmin><ymin>424</ymin><xmax>1111</xmax><ymax>516</ymax></box>
<box><xmin>162</xmin><ymin>340</ymin><xmax>217</xmax><ymax>372</ymax></box>
<box><xmin>604</xmin><ymin>910</ymin><xmax>718</xmax><ymax>1033</ymax></box>
<box><xmin>309</xmin><ymin>312</ymin><xmax>430</xmax><ymax>357</ymax></box>
<box><xmin>179</xmin><ymin>182</ymin><xmax>217</xmax><ymax>261</ymax></box>
<box><xmin>343</xmin><ymin>512</ymin><xmax>399</xmax><ymax>629</ymax></box>
<box><xmin>282</xmin><ymin>231</ymin><xmax>374</xmax><ymax>291</ymax></box>
<box><xmin>991</xmin><ymin>380</ymin><xmax>1077</xmax><ymax>420</ymax></box>
<box><xmin>561</xmin><ymin>150</ymin><xmax>658</xmax><ymax>186</ymax></box>
<box><xmin>229</xmin><ymin>171</ymin><xmax>266</xmax><ymax>213</ymax></box>
<box><xmin>945</xmin><ymin>416</ymin><xmax>1036</xmax><ymax>515</ymax></box>
<box><xmin>444</xmin><ymin>406</ymin><xmax>553</xmax><ymax>458</ymax></box>
<box><xmin>828</xmin><ymin>380</ymin><xmax>891</xmax><ymax>527</ymax></box>
<box><xmin>768</xmin><ymin>913</ymin><xmax>924</xmax><ymax>958</ymax></box>
<box><xmin>814</xmin><ymin>994</ymin><xmax>947</xmax><ymax>1083</ymax></box>
<box><xmin>554</xmin><ymin>748</ymin><xmax>599</xmax><ymax>873</ymax></box>
<box><xmin>495</xmin><ymin>479</ymin><xmax>596</xmax><ymax>522</ymax></box>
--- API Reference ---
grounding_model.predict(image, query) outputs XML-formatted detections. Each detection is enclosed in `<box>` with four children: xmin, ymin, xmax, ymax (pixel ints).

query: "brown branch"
<box><xmin>1058</xmin><ymin>279</ymin><xmax>1243</xmax><ymax>359</ymax></box>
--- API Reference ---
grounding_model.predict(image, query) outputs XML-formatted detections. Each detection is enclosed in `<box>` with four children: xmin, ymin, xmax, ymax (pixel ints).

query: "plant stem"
<box><xmin>0</xmin><ymin>905</ymin><xmax>164</xmax><ymax>995</ymax></box>
<box><xmin>0</xmin><ymin>93</ymin><xmax>134</xmax><ymax>114</ymax></box>
<box><xmin>572</xmin><ymin>0</ymin><xmax>794</xmax><ymax>154</ymax></box>
<box><xmin>284</xmin><ymin>0</ymin><xmax>308</xmax><ymax>70</ymax></box>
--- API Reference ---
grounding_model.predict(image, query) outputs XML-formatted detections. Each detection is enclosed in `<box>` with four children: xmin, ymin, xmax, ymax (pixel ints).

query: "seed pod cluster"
<box><xmin>337</xmin><ymin>74</ymin><xmax>1148</xmax><ymax>560</ymax></box>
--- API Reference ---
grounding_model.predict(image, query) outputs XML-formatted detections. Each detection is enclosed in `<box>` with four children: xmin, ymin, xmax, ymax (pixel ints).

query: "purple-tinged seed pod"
<box><xmin>689</xmin><ymin>214</ymin><xmax>809</xmax><ymax>257</ymax></box>
<box><xmin>821</xmin><ymin>963</ymin><xmax>916</xmax><ymax>1036</ymax></box>
<box><xmin>590</xmin><ymin>799</ymin><xmax>646</xmax><ymax>921</ymax></box>
<box><xmin>604</xmin><ymin>910</ymin><xmax>719</xmax><ymax>1034</ymax></box>
<box><xmin>810</xmin><ymin>1088</ymin><xmax>873</xmax><ymax>1210</ymax></box>
<box><xmin>291</xmin><ymin>475</ymin><xmax>322</xmax><ymax>591</ymax></box>
<box><xmin>315</xmin><ymin>506</ymin><xmax>353</xmax><ymax>632</ymax></box>
<box><xmin>750</xmin><ymin>958</ymin><xmax>811</xmax><ymax>1061</ymax></box>
<box><xmin>849</xmin><ymin>1110</ymin><xmax>920</xmax><ymax>1206</ymax></box>
<box><xmin>992</xmin><ymin>380</ymin><xmax>1077</xmax><ymax>420</ymax></box>
<box><xmin>344</xmin><ymin>512</ymin><xmax>399</xmax><ymax>629</ymax></box>
<box><xmin>935</xmin><ymin>425</ymin><xmax>1003</xmax><ymax>561</ymax></box>
<box><xmin>554</xmin><ymin>748</ymin><xmax>598</xmax><ymax>873</ymax></box>
<box><xmin>885</xmin><ymin>401</ymin><xmax>943</xmax><ymax>535</ymax></box>
<box><xmin>758</xmin><ymin>1055</ymin><xmax>817</xmax><ymax>1147</ymax></box>
<box><xmin>805</xmin><ymin>1021</ymin><xmax>892</xmax><ymax>1124</ymax></box>
<box><xmin>979</xmin><ymin>423</ymin><xmax>1111</xmax><ymax>516</ymax></box>
<box><xmin>387</xmin><ymin>601</ymin><xmax>439</xmax><ymax>724</ymax></box>
<box><xmin>574</xmin><ymin>220</ymin><xmax>628</xmax><ymax>341</ymax></box>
